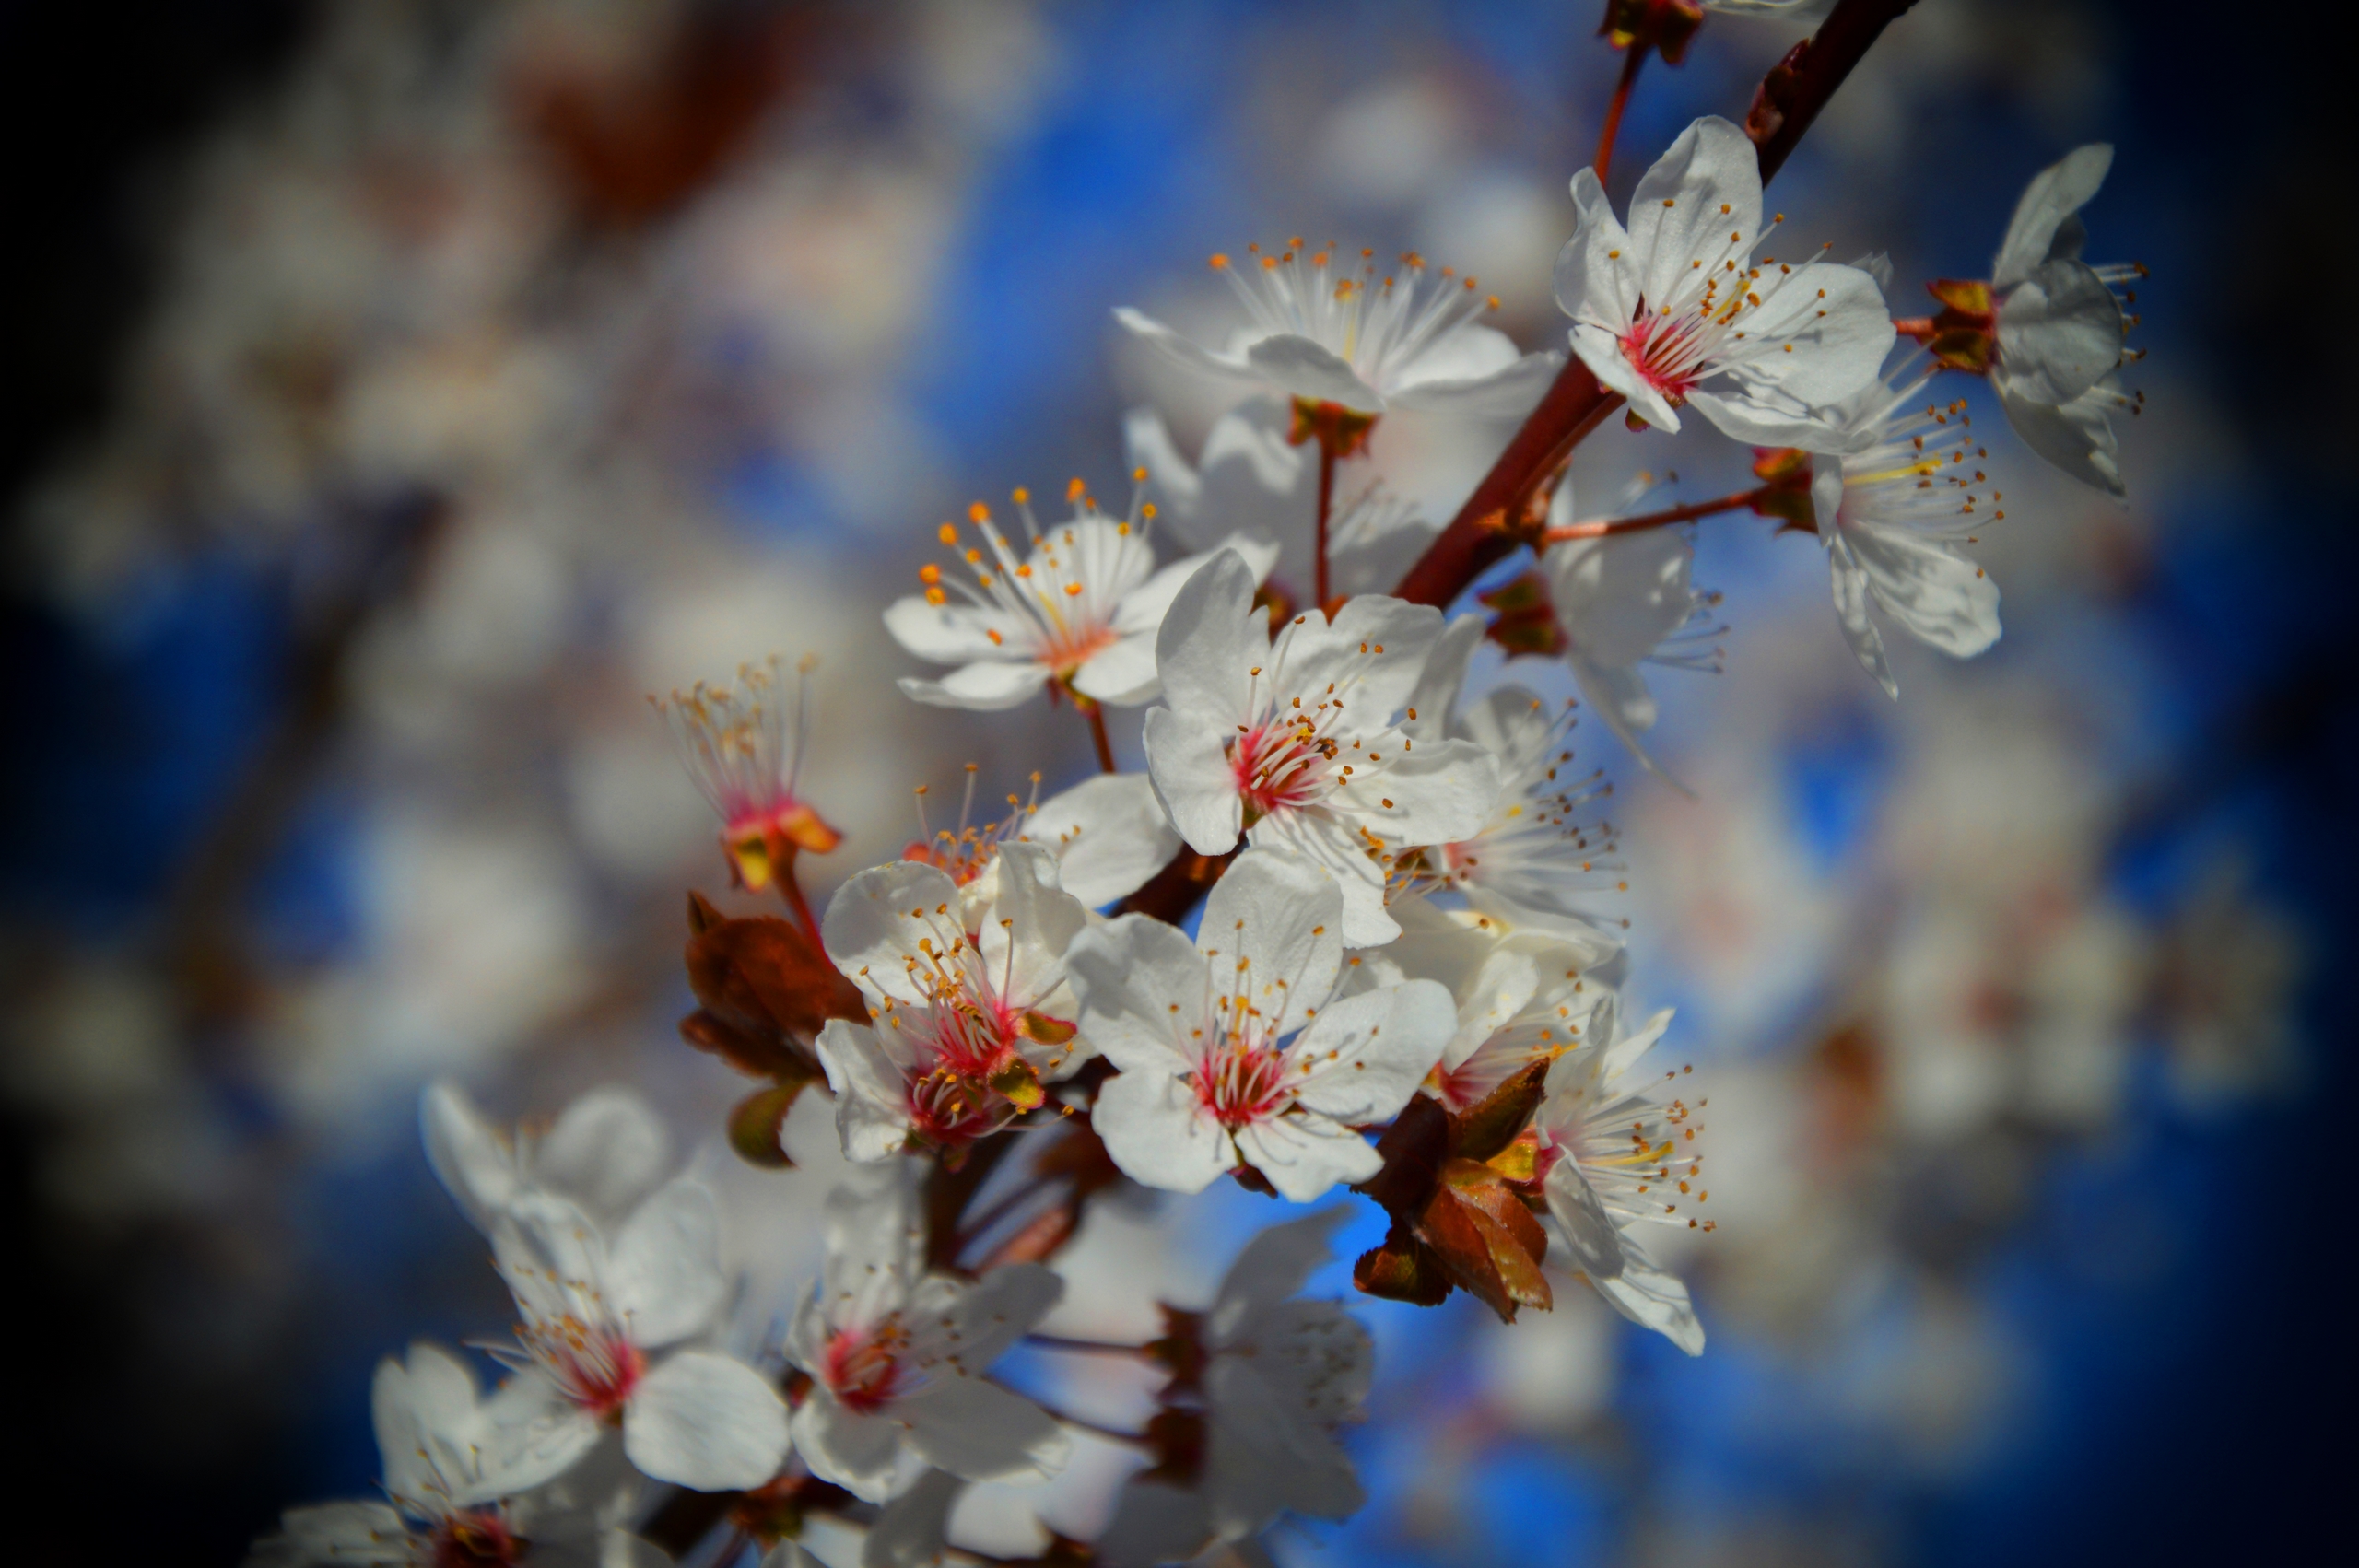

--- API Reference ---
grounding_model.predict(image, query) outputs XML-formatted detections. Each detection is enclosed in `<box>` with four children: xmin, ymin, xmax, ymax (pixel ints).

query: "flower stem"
<box><xmin>1026</xmin><ymin>1333</ymin><xmax>1153</xmax><ymax>1356</ymax></box>
<box><xmin>1594</xmin><ymin>42</ymin><xmax>1649</xmax><ymax>184</ymax></box>
<box><xmin>1543</xmin><ymin>486</ymin><xmax>1765</xmax><ymax>544</ymax></box>
<box><xmin>954</xmin><ymin>1173</ymin><xmax>1056</xmax><ymax>1252</ymax></box>
<box><xmin>778</xmin><ymin>855</ymin><xmax>823</xmax><ymax>950</ymax></box>
<box><xmin>1391</xmin><ymin>0</ymin><xmax>1919</xmax><ymax>612</ymax></box>
<box><xmin>1314</xmin><ymin>429</ymin><xmax>1338</xmax><ymax>610</ymax></box>
<box><xmin>1081</xmin><ymin>696</ymin><xmax>1116</xmax><ymax>773</ymax></box>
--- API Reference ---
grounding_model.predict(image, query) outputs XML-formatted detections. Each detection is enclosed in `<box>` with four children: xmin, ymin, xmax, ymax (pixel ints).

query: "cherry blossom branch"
<box><xmin>1026</xmin><ymin>1333</ymin><xmax>1154</xmax><ymax>1356</ymax></box>
<box><xmin>1080</xmin><ymin>695</ymin><xmax>1117</xmax><ymax>773</ymax></box>
<box><xmin>1314</xmin><ymin>430</ymin><xmax>1338</xmax><ymax>609</ymax></box>
<box><xmin>1390</xmin><ymin>0</ymin><xmax>1919</xmax><ymax>611</ymax></box>
<box><xmin>1541</xmin><ymin>486</ymin><xmax>1765</xmax><ymax>542</ymax></box>
<box><xmin>1594</xmin><ymin>41</ymin><xmax>1649</xmax><ymax>182</ymax></box>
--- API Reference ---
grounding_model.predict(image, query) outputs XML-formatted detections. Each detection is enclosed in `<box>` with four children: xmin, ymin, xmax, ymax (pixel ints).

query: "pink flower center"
<box><xmin>824</xmin><ymin>1321</ymin><xmax>909</xmax><ymax>1413</ymax></box>
<box><xmin>1039</xmin><ymin>622</ymin><xmax>1119</xmax><ymax>679</ymax></box>
<box><xmin>527</xmin><ymin>1316</ymin><xmax>646</xmax><ymax>1420</ymax></box>
<box><xmin>1192</xmin><ymin>1040</ymin><xmax>1294</xmax><ymax>1129</ymax></box>
<box><xmin>906</xmin><ymin>1065</ymin><xmax>1018</xmax><ymax>1148</ymax></box>
<box><xmin>433</xmin><ymin>1512</ymin><xmax>523</xmax><ymax>1568</ymax></box>
<box><xmin>1619</xmin><ymin>307</ymin><xmax>1715</xmax><ymax>405</ymax></box>
<box><xmin>1231</xmin><ymin>721</ymin><xmax>1333</xmax><ymax>823</ymax></box>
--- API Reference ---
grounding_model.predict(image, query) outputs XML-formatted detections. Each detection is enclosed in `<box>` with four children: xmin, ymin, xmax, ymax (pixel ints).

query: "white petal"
<box><xmin>1113</xmin><ymin>305</ymin><xmax>1260</xmax><ymax>387</ymax></box>
<box><xmin>816</xmin><ymin>1019</ymin><xmax>916</xmax><ymax>1163</ymax></box>
<box><xmin>1206</xmin><ymin>1209</ymin><xmax>1350</xmax><ymax>1345</ymax></box>
<box><xmin>1114</xmin><ymin>535</ymin><xmax>1279</xmax><ymax>639</ymax></box>
<box><xmin>534</xmin><ymin>1087</ymin><xmax>671</xmax><ymax>1226</ymax></box>
<box><xmin>1545</xmin><ymin>528</ymin><xmax>1696</xmax><ymax>667</ymax></box>
<box><xmin>1242</xmin><ymin>333</ymin><xmax>1385</xmax><ymax>412</ymax></box>
<box><xmin>1093</xmin><ymin>1064</ymin><xmax>1232</xmax><ymax>1193</ymax></box>
<box><xmin>1154</xmin><ymin>548</ymin><xmax>1259</xmax><ymax>724</ymax></box>
<box><xmin>1361</xmin><ymin>738</ymin><xmax>1501</xmax><ymax>848</ymax></box>
<box><xmin>1994</xmin><ymin>256</ymin><xmax>2124</xmax><ymax>406</ymax></box>
<box><xmin>246</xmin><ymin>1502</ymin><xmax>415</xmax><ymax>1568</ymax></box>
<box><xmin>1708</xmin><ymin>260</ymin><xmax>1895</xmax><ymax>407</ymax></box>
<box><xmin>1543</xmin><ymin>1159</ymin><xmax>1630</xmax><ymax>1283</ymax></box>
<box><xmin>1124</xmin><ymin>405</ymin><xmax>1203</xmax><ymax>522</ymax></box>
<box><xmin>1843</xmin><ymin>516</ymin><xmax>2001</xmax><ymax>661</ymax></box>
<box><xmin>1825</xmin><ymin>531</ymin><xmax>1897</xmax><ymax>700</ymax></box>
<box><xmin>1998</xmin><ymin>379</ymin><xmax>2126</xmax><ymax>497</ymax></box>
<box><xmin>1020</xmin><ymin>772</ymin><xmax>1183</xmax><ymax>908</ymax></box>
<box><xmin>792</xmin><ymin>1395</ymin><xmax>909</xmax><ymax>1503</ymax></box>
<box><xmin>474</xmin><ymin>1371</ymin><xmax>606</xmax><ymax>1501</ymax></box>
<box><xmin>899</xmin><ymin>1376</ymin><xmax>1071</xmax><ymax>1483</ymax></box>
<box><xmin>1069</xmin><ymin>633</ymin><xmax>1161</xmax><ymax>705</ymax></box>
<box><xmin>822</xmin><ymin>859</ymin><xmax>962</xmax><ymax>1008</ymax></box>
<box><xmin>863</xmin><ymin>1469</ymin><xmax>964</xmax><ymax>1568</ymax></box>
<box><xmin>929</xmin><ymin>1262</ymin><xmax>1064</xmax><ymax>1369</ymax></box>
<box><xmin>1993</xmin><ymin>143</ymin><xmax>2113</xmax><ymax>288</ymax></box>
<box><xmin>1403</xmin><ymin>613</ymin><xmax>1484</xmax><ymax>743</ymax></box>
<box><xmin>972</xmin><ymin>840</ymin><xmax>1087</xmax><ymax>1012</ymax></box>
<box><xmin>623</xmin><ymin>1351</ymin><xmax>790</xmax><ymax>1491</ymax></box>
<box><xmin>1143</xmin><ymin>704</ymin><xmax>1243</xmax><ymax>857</ymax></box>
<box><xmin>1068</xmin><ymin>915</ymin><xmax>1212</xmax><ymax>1076</ymax></box>
<box><xmin>1554</xmin><ymin>167</ymin><xmax>1638</xmax><ymax>333</ymax></box>
<box><xmin>373</xmin><ymin>1341</ymin><xmax>482</xmax><ymax>1507</ymax></box>
<box><xmin>896</xmin><ymin>659</ymin><xmax>1051</xmax><ymax>711</ymax></box>
<box><xmin>420</xmin><ymin>1079</ymin><xmax>514</xmax><ymax>1234</ymax></box>
<box><xmin>1246</xmin><ymin>808</ymin><xmax>1395</xmax><ymax>948</ymax></box>
<box><xmin>817</xmin><ymin>1161</ymin><xmax>928</xmax><ymax>1324</ymax></box>
<box><xmin>1232</xmin><ymin>1110</ymin><xmax>1382</xmax><ymax>1202</ymax></box>
<box><xmin>607</xmin><ymin>1177</ymin><xmax>725</xmax><ymax>1349</ymax></box>
<box><xmin>1390</xmin><ymin>345</ymin><xmax>1564</xmax><ymax>417</ymax></box>
<box><xmin>1288</xmin><ymin>980</ymin><xmax>1454</xmax><ymax>1125</ymax></box>
<box><xmin>1590</xmin><ymin>1236</ymin><xmax>1705</xmax><ymax>1354</ymax></box>
<box><xmin>1201</xmin><ymin>848</ymin><xmax>1344</xmax><ymax>1012</ymax></box>
<box><xmin>1627</xmin><ymin>117</ymin><xmax>1764</xmax><ymax>315</ymax></box>
<box><xmin>882</xmin><ymin>597</ymin><xmax>1018</xmax><ymax>666</ymax></box>
<box><xmin>1570</xmin><ymin>320</ymin><xmax>1682</xmax><ymax>432</ymax></box>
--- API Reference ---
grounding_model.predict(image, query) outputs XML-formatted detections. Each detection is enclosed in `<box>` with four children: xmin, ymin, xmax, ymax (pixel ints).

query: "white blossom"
<box><xmin>1117</xmin><ymin>244</ymin><xmax>1561</xmax><ymax>416</ymax></box>
<box><xmin>1553</xmin><ymin>115</ymin><xmax>1894</xmax><ymax>444</ymax></box>
<box><xmin>1541</xmin><ymin>495</ymin><xmax>1719</xmax><ymax>788</ymax></box>
<box><xmin>1533</xmin><ymin>995</ymin><xmax>1708</xmax><ymax>1353</ymax></box>
<box><xmin>1123</xmin><ymin>398</ymin><xmax>1438</xmax><ymax>602</ymax></box>
<box><xmin>885</xmin><ymin>486</ymin><xmax>1275</xmax><ymax>711</ymax></box>
<box><xmin>1807</xmin><ymin>374</ymin><xmax>2002</xmax><ymax>697</ymax></box>
<box><xmin>244</xmin><ymin>1343</ymin><xmax>666</xmax><ymax>1568</ymax></box>
<box><xmin>1345</xmin><ymin>901</ymin><xmax>1610</xmax><ymax>1113</ymax></box>
<box><xmin>816</xmin><ymin>842</ymin><xmax>1091</xmax><ymax>1160</ymax></box>
<box><xmin>1097</xmin><ymin>1211</ymin><xmax>1373</xmax><ymax>1567</ymax></box>
<box><xmin>423</xmin><ymin>1079</ymin><xmax>673</xmax><ymax>1236</ymax></box>
<box><xmin>1143</xmin><ymin>549</ymin><xmax>1500</xmax><ymax>946</ymax></box>
<box><xmin>1395</xmin><ymin>614</ymin><xmax>1626</xmax><ymax>959</ymax></box>
<box><xmin>652</xmin><ymin>656</ymin><xmax>840</xmax><ymax>893</ymax></box>
<box><xmin>905</xmin><ymin>768</ymin><xmax>1182</xmax><ymax>914</ymax></box>
<box><xmin>1068</xmin><ymin>848</ymin><xmax>1455</xmax><ymax>1200</ymax></box>
<box><xmin>785</xmin><ymin>1163</ymin><xmax>1069</xmax><ymax>1503</ymax></box>
<box><xmin>1988</xmin><ymin>144</ymin><xmax>2142</xmax><ymax>496</ymax></box>
<box><xmin>485</xmin><ymin>1180</ymin><xmax>792</xmax><ymax>1492</ymax></box>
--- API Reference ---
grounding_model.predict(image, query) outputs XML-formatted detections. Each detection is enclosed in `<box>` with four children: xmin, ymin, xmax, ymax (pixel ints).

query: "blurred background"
<box><xmin>2</xmin><ymin>1</ymin><xmax>2347</xmax><ymax>1563</ymax></box>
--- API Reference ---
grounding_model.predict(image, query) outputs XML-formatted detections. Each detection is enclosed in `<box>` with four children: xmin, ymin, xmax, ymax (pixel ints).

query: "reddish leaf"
<box><xmin>726</xmin><ymin>1082</ymin><xmax>814</xmax><ymax>1169</ymax></box>
<box><xmin>1355</xmin><ymin>1092</ymin><xmax>1449</xmax><ymax>1216</ymax></box>
<box><xmin>679</xmin><ymin>895</ymin><xmax>863</xmax><ymax>1080</ymax></box>
<box><xmin>1353</xmin><ymin>1221</ymin><xmax>1453</xmax><ymax>1307</ymax></box>
<box><xmin>1414</xmin><ymin>1158</ymin><xmax>1554</xmax><ymax>1322</ymax></box>
<box><xmin>1447</xmin><ymin>1062</ymin><xmax>1549</xmax><ymax>1163</ymax></box>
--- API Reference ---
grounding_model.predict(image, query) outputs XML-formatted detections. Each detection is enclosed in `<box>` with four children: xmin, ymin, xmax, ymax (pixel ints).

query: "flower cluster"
<box><xmin>254</xmin><ymin>6</ymin><xmax>2158</xmax><ymax>1563</ymax></box>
